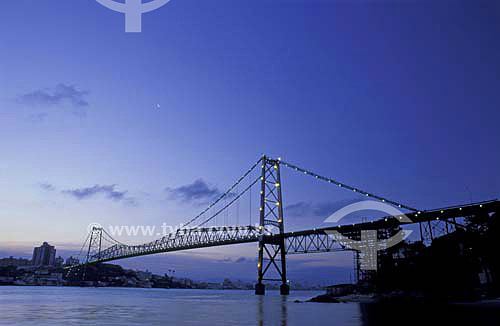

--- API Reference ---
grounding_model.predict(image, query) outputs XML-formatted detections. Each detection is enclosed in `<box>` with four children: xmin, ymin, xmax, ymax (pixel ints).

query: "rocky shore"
<box><xmin>303</xmin><ymin>292</ymin><xmax>500</xmax><ymax>305</ymax></box>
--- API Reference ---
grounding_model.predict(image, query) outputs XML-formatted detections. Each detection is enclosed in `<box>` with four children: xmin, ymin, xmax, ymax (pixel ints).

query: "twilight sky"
<box><xmin>0</xmin><ymin>0</ymin><xmax>499</xmax><ymax>283</ymax></box>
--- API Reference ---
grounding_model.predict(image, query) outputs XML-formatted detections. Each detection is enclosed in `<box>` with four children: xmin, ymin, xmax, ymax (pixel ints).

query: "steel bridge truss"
<box><xmin>68</xmin><ymin>154</ymin><xmax>500</xmax><ymax>296</ymax></box>
<box><xmin>284</xmin><ymin>232</ymin><xmax>349</xmax><ymax>254</ymax></box>
<box><xmin>86</xmin><ymin>226</ymin><xmax>262</xmax><ymax>264</ymax></box>
<box><xmin>256</xmin><ymin>156</ymin><xmax>289</xmax><ymax>295</ymax></box>
<box><xmin>419</xmin><ymin>219</ymin><xmax>459</xmax><ymax>246</ymax></box>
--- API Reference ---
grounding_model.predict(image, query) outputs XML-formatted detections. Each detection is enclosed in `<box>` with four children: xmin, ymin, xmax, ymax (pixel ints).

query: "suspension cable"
<box><xmin>236</xmin><ymin>184</ymin><xmax>239</xmax><ymax>226</ymax></box>
<box><xmin>70</xmin><ymin>232</ymin><xmax>91</xmax><ymax>267</ymax></box>
<box><xmin>197</xmin><ymin>176</ymin><xmax>261</xmax><ymax>227</ymax></box>
<box><xmin>101</xmin><ymin>228</ymin><xmax>128</xmax><ymax>246</ymax></box>
<box><xmin>280</xmin><ymin>159</ymin><xmax>419</xmax><ymax>212</ymax></box>
<box><xmin>183</xmin><ymin>158</ymin><xmax>262</xmax><ymax>227</ymax></box>
<box><xmin>249</xmin><ymin>174</ymin><xmax>252</xmax><ymax>225</ymax></box>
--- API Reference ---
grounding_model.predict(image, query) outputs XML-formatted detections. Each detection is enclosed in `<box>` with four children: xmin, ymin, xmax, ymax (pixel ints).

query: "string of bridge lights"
<box><xmin>278</xmin><ymin>158</ymin><xmax>419</xmax><ymax>212</ymax></box>
<box><xmin>181</xmin><ymin>155</ymin><xmax>493</xmax><ymax>228</ymax></box>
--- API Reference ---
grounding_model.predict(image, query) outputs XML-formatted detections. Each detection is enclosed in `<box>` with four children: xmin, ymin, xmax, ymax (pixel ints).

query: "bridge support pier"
<box><xmin>280</xmin><ymin>284</ymin><xmax>290</xmax><ymax>295</ymax></box>
<box><xmin>255</xmin><ymin>156</ymin><xmax>289</xmax><ymax>295</ymax></box>
<box><xmin>255</xmin><ymin>283</ymin><xmax>265</xmax><ymax>295</ymax></box>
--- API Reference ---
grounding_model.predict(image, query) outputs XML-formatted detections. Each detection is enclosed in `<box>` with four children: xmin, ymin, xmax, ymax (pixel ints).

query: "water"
<box><xmin>0</xmin><ymin>287</ymin><xmax>358</xmax><ymax>326</ymax></box>
<box><xmin>1</xmin><ymin>287</ymin><xmax>499</xmax><ymax>325</ymax></box>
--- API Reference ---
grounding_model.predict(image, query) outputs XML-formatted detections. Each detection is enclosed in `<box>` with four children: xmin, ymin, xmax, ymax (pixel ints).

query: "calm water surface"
<box><xmin>1</xmin><ymin>286</ymin><xmax>499</xmax><ymax>325</ymax></box>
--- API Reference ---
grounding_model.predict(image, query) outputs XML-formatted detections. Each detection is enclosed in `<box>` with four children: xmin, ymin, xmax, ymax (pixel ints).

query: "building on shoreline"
<box><xmin>32</xmin><ymin>242</ymin><xmax>56</xmax><ymax>266</ymax></box>
<box><xmin>65</xmin><ymin>256</ymin><xmax>80</xmax><ymax>266</ymax></box>
<box><xmin>0</xmin><ymin>257</ymin><xmax>31</xmax><ymax>267</ymax></box>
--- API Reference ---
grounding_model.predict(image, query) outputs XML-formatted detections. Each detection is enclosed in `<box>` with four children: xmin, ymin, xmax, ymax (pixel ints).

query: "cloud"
<box><xmin>38</xmin><ymin>182</ymin><xmax>55</xmax><ymax>191</ymax></box>
<box><xmin>61</xmin><ymin>184</ymin><xmax>137</xmax><ymax>205</ymax></box>
<box><xmin>217</xmin><ymin>256</ymin><xmax>252</xmax><ymax>264</ymax></box>
<box><xmin>166</xmin><ymin>179</ymin><xmax>229</xmax><ymax>204</ymax></box>
<box><xmin>19</xmin><ymin>83</ymin><xmax>90</xmax><ymax>109</ymax></box>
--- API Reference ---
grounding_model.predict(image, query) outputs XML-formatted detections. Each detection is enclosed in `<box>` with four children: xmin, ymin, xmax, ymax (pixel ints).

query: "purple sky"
<box><xmin>0</xmin><ymin>0</ymin><xmax>499</xmax><ymax>283</ymax></box>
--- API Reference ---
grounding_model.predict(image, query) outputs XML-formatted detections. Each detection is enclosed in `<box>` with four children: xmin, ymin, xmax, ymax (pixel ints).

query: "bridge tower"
<box><xmin>82</xmin><ymin>226</ymin><xmax>103</xmax><ymax>282</ymax></box>
<box><xmin>255</xmin><ymin>155</ymin><xmax>289</xmax><ymax>295</ymax></box>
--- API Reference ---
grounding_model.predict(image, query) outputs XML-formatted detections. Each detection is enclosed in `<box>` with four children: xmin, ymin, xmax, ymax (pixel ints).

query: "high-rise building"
<box><xmin>65</xmin><ymin>256</ymin><xmax>80</xmax><ymax>266</ymax></box>
<box><xmin>55</xmin><ymin>256</ymin><xmax>64</xmax><ymax>267</ymax></box>
<box><xmin>32</xmin><ymin>242</ymin><xmax>56</xmax><ymax>266</ymax></box>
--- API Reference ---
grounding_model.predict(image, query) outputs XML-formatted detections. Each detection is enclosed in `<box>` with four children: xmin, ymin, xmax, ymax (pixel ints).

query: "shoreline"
<box><xmin>0</xmin><ymin>284</ymin><xmax>321</xmax><ymax>292</ymax></box>
<box><xmin>304</xmin><ymin>292</ymin><xmax>500</xmax><ymax>305</ymax></box>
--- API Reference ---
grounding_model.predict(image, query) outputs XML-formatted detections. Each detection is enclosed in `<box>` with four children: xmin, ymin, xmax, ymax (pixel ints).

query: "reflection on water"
<box><xmin>257</xmin><ymin>296</ymin><xmax>264</xmax><ymax>326</ymax></box>
<box><xmin>0</xmin><ymin>287</ymin><xmax>498</xmax><ymax>326</ymax></box>
<box><xmin>280</xmin><ymin>295</ymin><xmax>288</xmax><ymax>326</ymax></box>
<box><xmin>257</xmin><ymin>295</ymin><xmax>289</xmax><ymax>326</ymax></box>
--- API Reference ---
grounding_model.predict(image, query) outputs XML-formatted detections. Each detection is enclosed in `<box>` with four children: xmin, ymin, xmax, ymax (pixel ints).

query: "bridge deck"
<box><xmin>69</xmin><ymin>200</ymin><xmax>498</xmax><ymax>267</ymax></box>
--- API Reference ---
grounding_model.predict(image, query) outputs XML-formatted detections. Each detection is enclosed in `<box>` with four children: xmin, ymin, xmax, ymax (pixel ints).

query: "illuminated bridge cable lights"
<box><xmin>280</xmin><ymin>159</ymin><xmax>419</xmax><ymax>212</ymax></box>
<box><xmin>67</xmin><ymin>199</ymin><xmax>498</xmax><ymax>289</ymax></box>
<box><xmin>67</xmin><ymin>156</ymin><xmax>500</xmax><ymax>294</ymax></box>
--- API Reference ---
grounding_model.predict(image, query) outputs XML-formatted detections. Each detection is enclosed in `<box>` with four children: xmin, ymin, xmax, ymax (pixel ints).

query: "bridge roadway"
<box><xmin>79</xmin><ymin>200</ymin><xmax>499</xmax><ymax>265</ymax></box>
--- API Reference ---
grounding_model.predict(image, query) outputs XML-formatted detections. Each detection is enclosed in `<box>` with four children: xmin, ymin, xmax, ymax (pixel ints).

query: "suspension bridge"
<box><xmin>69</xmin><ymin>155</ymin><xmax>500</xmax><ymax>295</ymax></box>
